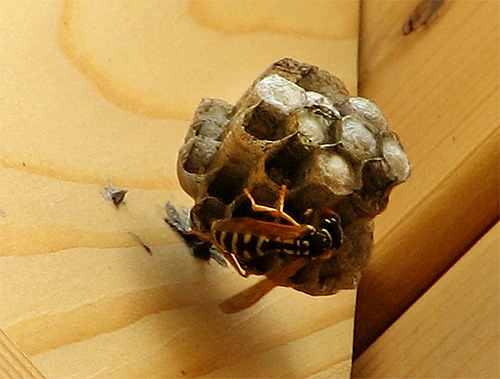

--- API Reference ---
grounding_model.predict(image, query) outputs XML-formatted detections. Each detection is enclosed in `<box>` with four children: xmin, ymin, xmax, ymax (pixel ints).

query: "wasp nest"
<box><xmin>177</xmin><ymin>58</ymin><xmax>410</xmax><ymax>295</ymax></box>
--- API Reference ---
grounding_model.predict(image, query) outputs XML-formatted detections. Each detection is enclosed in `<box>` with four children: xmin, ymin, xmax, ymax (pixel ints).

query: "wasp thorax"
<box><xmin>177</xmin><ymin>58</ymin><xmax>411</xmax><ymax>296</ymax></box>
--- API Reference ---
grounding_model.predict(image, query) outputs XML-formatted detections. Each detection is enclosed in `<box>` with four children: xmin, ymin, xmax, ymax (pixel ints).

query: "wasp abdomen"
<box><xmin>214</xmin><ymin>230</ymin><xmax>259</xmax><ymax>259</ymax></box>
<box><xmin>213</xmin><ymin>229</ymin><xmax>316</xmax><ymax>258</ymax></box>
<box><xmin>266</xmin><ymin>237</ymin><xmax>312</xmax><ymax>256</ymax></box>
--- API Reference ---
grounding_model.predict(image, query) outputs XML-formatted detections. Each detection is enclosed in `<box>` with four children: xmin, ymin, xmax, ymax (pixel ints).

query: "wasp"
<box><xmin>188</xmin><ymin>185</ymin><xmax>343</xmax><ymax>279</ymax></box>
<box><xmin>166</xmin><ymin>185</ymin><xmax>343</xmax><ymax>312</ymax></box>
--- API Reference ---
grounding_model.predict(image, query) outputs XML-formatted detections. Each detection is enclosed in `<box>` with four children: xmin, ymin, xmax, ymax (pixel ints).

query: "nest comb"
<box><xmin>175</xmin><ymin>58</ymin><xmax>411</xmax><ymax>295</ymax></box>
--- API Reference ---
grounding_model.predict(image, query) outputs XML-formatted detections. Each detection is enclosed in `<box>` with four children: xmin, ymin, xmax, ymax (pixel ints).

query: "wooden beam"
<box><xmin>353</xmin><ymin>222</ymin><xmax>499</xmax><ymax>378</ymax></box>
<box><xmin>0</xmin><ymin>1</ymin><xmax>360</xmax><ymax>377</ymax></box>
<box><xmin>355</xmin><ymin>0</ymin><xmax>499</xmax><ymax>357</ymax></box>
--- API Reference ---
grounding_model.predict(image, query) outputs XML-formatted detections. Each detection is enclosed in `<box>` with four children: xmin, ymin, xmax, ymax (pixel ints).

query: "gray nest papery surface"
<box><xmin>177</xmin><ymin>58</ymin><xmax>411</xmax><ymax>295</ymax></box>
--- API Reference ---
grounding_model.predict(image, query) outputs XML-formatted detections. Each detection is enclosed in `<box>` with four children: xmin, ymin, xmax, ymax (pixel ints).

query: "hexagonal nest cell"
<box><xmin>176</xmin><ymin>58</ymin><xmax>410</xmax><ymax>296</ymax></box>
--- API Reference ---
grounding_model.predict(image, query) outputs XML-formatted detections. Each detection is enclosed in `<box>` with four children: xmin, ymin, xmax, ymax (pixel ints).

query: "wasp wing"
<box><xmin>211</xmin><ymin>217</ymin><xmax>310</xmax><ymax>240</ymax></box>
<box><xmin>219</xmin><ymin>258</ymin><xmax>308</xmax><ymax>313</ymax></box>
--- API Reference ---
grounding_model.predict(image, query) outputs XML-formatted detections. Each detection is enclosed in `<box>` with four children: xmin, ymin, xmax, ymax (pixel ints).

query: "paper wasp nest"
<box><xmin>177</xmin><ymin>58</ymin><xmax>410</xmax><ymax>295</ymax></box>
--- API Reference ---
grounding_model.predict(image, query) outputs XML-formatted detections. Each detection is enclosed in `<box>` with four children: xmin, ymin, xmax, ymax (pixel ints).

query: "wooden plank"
<box><xmin>352</xmin><ymin>222</ymin><xmax>500</xmax><ymax>378</ymax></box>
<box><xmin>354</xmin><ymin>0</ymin><xmax>500</xmax><ymax>356</ymax></box>
<box><xmin>0</xmin><ymin>330</ymin><xmax>46</xmax><ymax>379</ymax></box>
<box><xmin>0</xmin><ymin>1</ymin><xmax>360</xmax><ymax>377</ymax></box>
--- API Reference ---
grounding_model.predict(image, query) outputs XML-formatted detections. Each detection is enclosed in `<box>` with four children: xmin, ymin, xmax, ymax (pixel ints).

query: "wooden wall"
<box><xmin>353</xmin><ymin>1</ymin><xmax>499</xmax><ymax>377</ymax></box>
<box><xmin>1</xmin><ymin>1</ymin><xmax>498</xmax><ymax>378</ymax></box>
<box><xmin>0</xmin><ymin>1</ymin><xmax>359</xmax><ymax>377</ymax></box>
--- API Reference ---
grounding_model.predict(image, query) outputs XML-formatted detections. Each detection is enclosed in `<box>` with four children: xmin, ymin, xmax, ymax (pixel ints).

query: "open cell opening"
<box><xmin>243</xmin><ymin>103</ymin><xmax>295</xmax><ymax>141</ymax></box>
<box><xmin>207</xmin><ymin>164</ymin><xmax>246</xmax><ymax>204</ymax></box>
<box><xmin>264</xmin><ymin>134</ymin><xmax>311</xmax><ymax>188</ymax></box>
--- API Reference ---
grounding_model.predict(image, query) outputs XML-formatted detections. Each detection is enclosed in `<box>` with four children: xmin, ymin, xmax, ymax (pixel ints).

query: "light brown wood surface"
<box><xmin>3</xmin><ymin>1</ymin><xmax>498</xmax><ymax>378</ymax></box>
<box><xmin>354</xmin><ymin>0</ymin><xmax>500</xmax><ymax>358</ymax></box>
<box><xmin>353</xmin><ymin>222</ymin><xmax>499</xmax><ymax>378</ymax></box>
<box><xmin>0</xmin><ymin>329</ymin><xmax>46</xmax><ymax>379</ymax></box>
<box><xmin>0</xmin><ymin>1</ymin><xmax>360</xmax><ymax>378</ymax></box>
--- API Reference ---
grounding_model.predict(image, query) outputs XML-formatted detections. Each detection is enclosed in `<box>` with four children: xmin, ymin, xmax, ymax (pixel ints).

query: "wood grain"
<box><xmin>354</xmin><ymin>0</ymin><xmax>500</xmax><ymax>356</ymax></box>
<box><xmin>352</xmin><ymin>222</ymin><xmax>500</xmax><ymax>378</ymax></box>
<box><xmin>0</xmin><ymin>330</ymin><xmax>46</xmax><ymax>379</ymax></box>
<box><xmin>0</xmin><ymin>1</ymin><xmax>360</xmax><ymax>377</ymax></box>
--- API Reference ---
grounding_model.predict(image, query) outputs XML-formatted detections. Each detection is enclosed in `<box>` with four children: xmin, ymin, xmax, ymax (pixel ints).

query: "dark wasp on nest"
<box><xmin>165</xmin><ymin>58</ymin><xmax>411</xmax><ymax>312</ymax></box>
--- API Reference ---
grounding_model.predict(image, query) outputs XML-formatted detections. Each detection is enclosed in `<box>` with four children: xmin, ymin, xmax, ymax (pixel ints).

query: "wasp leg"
<box><xmin>185</xmin><ymin>230</ymin><xmax>249</xmax><ymax>278</ymax></box>
<box><xmin>226</xmin><ymin>253</ymin><xmax>250</xmax><ymax>278</ymax></box>
<box><xmin>243</xmin><ymin>185</ymin><xmax>300</xmax><ymax>226</ymax></box>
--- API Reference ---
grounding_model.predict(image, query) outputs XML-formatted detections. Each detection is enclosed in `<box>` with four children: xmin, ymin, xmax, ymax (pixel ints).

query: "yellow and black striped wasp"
<box><xmin>166</xmin><ymin>185</ymin><xmax>343</xmax><ymax>311</ymax></box>
<box><xmin>206</xmin><ymin>185</ymin><xmax>342</xmax><ymax>278</ymax></box>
